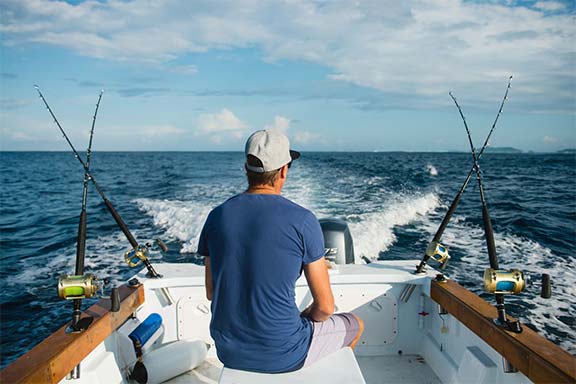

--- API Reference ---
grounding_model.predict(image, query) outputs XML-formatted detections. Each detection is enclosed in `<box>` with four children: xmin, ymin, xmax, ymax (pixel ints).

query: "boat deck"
<box><xmin>357</xmin><ymin>355</ymin><xmax>441</xmax><ymax>384</ymax></box>
<box><xmin>167</xmin><ymin>354</ymin><xmax>442</xmax><ymax>384</ymax></box>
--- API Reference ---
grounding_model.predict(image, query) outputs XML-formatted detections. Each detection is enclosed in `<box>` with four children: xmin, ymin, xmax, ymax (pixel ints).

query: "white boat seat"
<box><xmin>218</xmin><ymin>347</ymin><xmax>366</xmax><ymax>383</ymax></box>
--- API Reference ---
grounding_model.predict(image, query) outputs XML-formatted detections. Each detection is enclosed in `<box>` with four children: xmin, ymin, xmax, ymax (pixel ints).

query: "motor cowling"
<box><xmin>319</xmin><ymin>218</ymin><xmax>355</xmax><ymax>265</ymax></box>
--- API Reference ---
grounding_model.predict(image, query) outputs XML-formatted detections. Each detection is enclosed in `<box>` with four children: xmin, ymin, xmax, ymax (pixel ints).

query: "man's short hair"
<box><xmin>246</xmin><ymin>155</ymin><xmax>280</xmax><ymax>187</ymax></box>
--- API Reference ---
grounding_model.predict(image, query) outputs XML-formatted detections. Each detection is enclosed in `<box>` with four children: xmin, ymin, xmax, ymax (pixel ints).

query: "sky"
<box><xmin>0</xmin><ymin>0</ymin><xmax>574</xmax><ymax>152</ymax></box>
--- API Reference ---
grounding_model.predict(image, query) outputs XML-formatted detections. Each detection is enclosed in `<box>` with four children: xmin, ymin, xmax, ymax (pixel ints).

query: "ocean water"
<box><xmin>0</xmin><ymin>151</ymin><xmax>574</xmax><ymax>368</ymax></box>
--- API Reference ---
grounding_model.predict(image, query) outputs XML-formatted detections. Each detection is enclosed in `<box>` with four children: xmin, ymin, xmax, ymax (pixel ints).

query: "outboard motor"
<box><xmin>319</xmin><ymin>218</ymin><xmax>354</xmax><ymax>265</ymax></box>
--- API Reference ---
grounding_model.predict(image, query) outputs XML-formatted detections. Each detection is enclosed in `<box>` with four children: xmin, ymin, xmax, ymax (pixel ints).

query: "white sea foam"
<box><xmin>427</xmin><ymin>164</ymin><xmax>438</xmax><ymax>176</ymax></box>
<box><xmin>6</xmin><ymin>231</ymin><xmax>135</xmax><ymax>296</ymax></box>
<box><xmin>135</xmin><ymin>198</ymin><xmax>213</xmax><ymax>254</ymax></box>
<box><xmin>348</xmin><ymin>192</ymin><xmax>440</xmax><ymax>262</ymax></box>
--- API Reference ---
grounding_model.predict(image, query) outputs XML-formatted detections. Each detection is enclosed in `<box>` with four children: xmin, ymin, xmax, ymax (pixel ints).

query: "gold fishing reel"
<box><xmin>123</xmin><ymin>241</ymin><xmax>165</xmax><ymax>278</ymax></box>
<box><xmin>483</xmin><ymin>268</ymin><xmax>526</xmax><ymax>295</ymax></box>
<box><xmin>57</xmin><ymin>273</ymin><xmax>99</xmax><ymax>300</ymax></box>
<box><xmin>425</xmin><ymin>241</ymin><xmax>450</xmax><ymax>269</ymax></box>
<box><xmin>124</xmin><ymin>245</ymin><xmax>150</xmax><ymax>268</ymax></box>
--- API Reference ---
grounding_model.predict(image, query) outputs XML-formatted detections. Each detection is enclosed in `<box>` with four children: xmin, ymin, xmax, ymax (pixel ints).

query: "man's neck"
<box><xmin>246</xmin><ymin>185</ymin><xmax>280</xmax><ymax>195</ymax></box>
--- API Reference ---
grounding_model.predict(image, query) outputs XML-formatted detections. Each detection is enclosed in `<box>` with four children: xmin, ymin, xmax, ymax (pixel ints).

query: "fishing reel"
<box><xmin>58</xmin><ymin>274</ymin><xmax>120</xmax><ymax>333</ymax></box>
<box><xmin>483</xmin><ymin>268</ymin><xmax>525</xmax><ymax>295</ymax></box>
<box><xmin>124</xmin><ymin>245</ymin><xmax>151</xmax><ymax>268</ymax></box>
<box><xmin>483</xmin><ymin>268</ymin><xmax>552</xmax><ymax>298</ymax></box>
<box><xmin>57</xmin><ymin>273</ymin><xmax>103</xmax><ymax>300</ymax></box>
<box><xmin>483</xmin><ymin>268</ymin><xmax>551</xmax><ymax>334</ymax></box>
<box><xmin>124</xmin><ymin>239</ymin><xmax>166</xmax><ymax>278</ymax></box>
<box><xmin>425</xmin><ymin>241</ymin><xmax>450</xmax><ymax>269</ymax></box>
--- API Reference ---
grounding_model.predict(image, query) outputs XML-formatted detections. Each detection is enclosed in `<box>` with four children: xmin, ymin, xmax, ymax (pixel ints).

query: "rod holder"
<box><xmin>110</xmin><ymin>288</ymin><xmax>120</xmax><ymax>312</ymax></box>
<box><xmin>541</xmin><ymin>273</ymin><xmax>552</xmax><ymax>299</ymax></box>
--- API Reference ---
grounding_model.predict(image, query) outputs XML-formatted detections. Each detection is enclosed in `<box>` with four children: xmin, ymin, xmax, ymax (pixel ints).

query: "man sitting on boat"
<box><xmin>198</xmin><ymin>129</ymin><xmax>364</xmax><ymax>373</ymax></box>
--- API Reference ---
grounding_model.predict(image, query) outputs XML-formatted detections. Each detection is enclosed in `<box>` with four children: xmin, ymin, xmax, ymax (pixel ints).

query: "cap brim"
<box><xmin>290</xmin><ymin>150</ymin><xmax>301</xmax><ymax>161</ymax></box>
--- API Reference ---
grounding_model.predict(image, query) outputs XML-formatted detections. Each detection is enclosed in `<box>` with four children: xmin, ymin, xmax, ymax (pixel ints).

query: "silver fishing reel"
<box><xmin>425</xmin><ymin>241</ymin><xmax>450</xmax><ymax>269</ymax></box>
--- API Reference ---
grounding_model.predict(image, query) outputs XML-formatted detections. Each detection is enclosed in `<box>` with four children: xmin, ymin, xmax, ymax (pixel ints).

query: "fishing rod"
<box><xmin>75</xmin><ymin>90</ymin><xmax>102</xmax><ymax>278</ymax></box>
<box><xmin>35</xmin><ymin>86</ymin><xmax>162</xmax><ymax>279</ymax></box>
<box><xmin>400</xmin><ymin>77</ymin><xmax>512</xmax><ymax>304</ymax></box>
<box><xmin>449</xmin><ymin>88</ymin><xmax>522</xmax><ymax>332</ymax></box>
<box><xmin>65</xmin><ymin>91</ymin><xmax>103</xmax><ymax>380</ymax></box>
<box><xmin>68</xmin><ymin>90</ymin><xmax>103</xmax><ymax>332</ymax></box>
<box><xmin>413</xmin><ymin>77</ymin><xmax>513</xmax><ymax>275</ymax></box>
<box><xmin>450</xmin><ymin>92</ymin><xmax>499</xmax><ymax>267</ymax></box>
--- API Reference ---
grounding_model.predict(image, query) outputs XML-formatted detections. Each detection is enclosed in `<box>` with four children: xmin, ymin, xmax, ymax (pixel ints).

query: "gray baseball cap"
<box><xmin>245</xmin><ymin>129</ymin><xmax>300</xmax><ymax>173</ymax></box>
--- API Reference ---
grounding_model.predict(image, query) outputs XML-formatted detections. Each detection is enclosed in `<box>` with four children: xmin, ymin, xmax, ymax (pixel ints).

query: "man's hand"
<box><xmin>302</xmin><ymin>257</ymin><xmax>334</xmax><ymax>322</ymax></box>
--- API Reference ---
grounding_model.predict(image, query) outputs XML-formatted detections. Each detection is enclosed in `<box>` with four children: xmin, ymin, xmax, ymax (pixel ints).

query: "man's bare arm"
<box><xmin>302</xmin><ymin>257</ymin><xmax>334</xmax><ymax>322</ymax></box>
<box><xmin>205</xmin><ymin>256</ymin><xmax>213</xmax><ymax>301</ymax></box>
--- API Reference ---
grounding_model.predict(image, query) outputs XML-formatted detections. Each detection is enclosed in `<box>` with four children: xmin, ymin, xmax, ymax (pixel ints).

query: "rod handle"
<box><xmin>541</xmin><ymin>274</ymin><xmax>552</xmax><ymax>299</ymax></box>
<box><xmin>156</xmin><ymin>239</ymin><xmax>168</xmax><ymax>253</ymax></box>
<box><xmin>110</xmin><ymin>288</ymin><xmax>120</xmax><ymax>312</ymax></box>
<box><xmin>75</xmin><ymin>209</ymin><xmax>87</xmax><ymax>275</ymax></box>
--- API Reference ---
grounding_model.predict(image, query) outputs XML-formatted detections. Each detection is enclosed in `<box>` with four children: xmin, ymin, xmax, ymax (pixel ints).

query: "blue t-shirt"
<box><xmin>197</xmin><ymin>193</ymin><xmax>325</xmax><ymax>373</ymax></box>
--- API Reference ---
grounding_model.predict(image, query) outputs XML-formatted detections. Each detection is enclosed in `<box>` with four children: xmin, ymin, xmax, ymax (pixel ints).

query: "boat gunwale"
<box><xmin>0</xmin><ymin>284</ymin><xmax>145</xmax><ymax>384</ymax></box>
<box><xmin>431</xmin><ymin>279</ymin><xmax>576</xmax><ymax>384</ymax></box>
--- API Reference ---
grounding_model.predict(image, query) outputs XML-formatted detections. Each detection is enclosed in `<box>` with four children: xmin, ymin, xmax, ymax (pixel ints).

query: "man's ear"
<box><xmin>280</xmin><ymin>164</ymin><xmax>288</xmax><ymax>179</ymax></box>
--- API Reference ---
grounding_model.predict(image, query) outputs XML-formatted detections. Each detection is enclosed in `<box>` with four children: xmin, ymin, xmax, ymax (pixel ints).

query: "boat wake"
<box><xmin>135</xmin><ymin>192</ymin><xmax>440</xmax><ymax>265</ymax></box>
<box><xmin>135</xmin><ymin>198</ymin><xmax>211</xmax><ymax>254</ymax></box>
<box><xmin>346</xmin><ymin>193</ymin><xmax>440</xmax><ymax>262</ymax></box>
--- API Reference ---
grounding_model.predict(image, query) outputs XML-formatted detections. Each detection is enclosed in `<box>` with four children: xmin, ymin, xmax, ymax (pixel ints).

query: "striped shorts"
<box><xmin>303</xmin><ymin>312</ymin><xmax>361</xmax><ymax>367</ymax></box>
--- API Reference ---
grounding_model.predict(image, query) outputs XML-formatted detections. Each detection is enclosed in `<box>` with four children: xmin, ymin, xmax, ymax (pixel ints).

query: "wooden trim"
<box><xmin>1</xmin><ymin>284</ymin><xmax>145</xmax><ymax>384</ymax></box>
<box><xmin>431</xmin><ymin>279</ymin><xmax>576</xmax><ymax>384</ymax></box>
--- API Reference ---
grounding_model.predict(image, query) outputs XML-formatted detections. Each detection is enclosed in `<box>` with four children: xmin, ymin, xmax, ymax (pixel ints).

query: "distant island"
<box><xmin>474</xmin><ymin>147</ymin><xmax>575</xmax><ymax>154</ymax></box>
<box><xmin>484</xmin><ymin>146</ymin><xmax>523</xmax><ymax>153</ymax></box>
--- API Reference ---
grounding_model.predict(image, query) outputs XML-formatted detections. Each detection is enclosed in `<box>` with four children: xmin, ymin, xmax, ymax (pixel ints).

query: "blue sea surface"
<box><xmin>1</xmin><ymin>151</ymin><xmax>575</xmax><ymax>367</ymax></box>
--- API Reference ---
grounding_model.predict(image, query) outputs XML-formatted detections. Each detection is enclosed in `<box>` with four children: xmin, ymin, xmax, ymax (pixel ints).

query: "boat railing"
<box><xmin>430</xmin><ymin>279</ymin><xmax>576</xmax><ymax>383</ymax></box>
<box><xmin>0</xmin><ymin>284</ymin><xmax>145</xmax><ymax>384</ymax></box>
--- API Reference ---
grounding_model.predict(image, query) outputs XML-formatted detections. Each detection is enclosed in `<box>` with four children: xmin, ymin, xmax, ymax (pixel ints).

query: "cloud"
<box><xmin>543</xmin><ymin>135</ymin><xmax>559</xmax><ymax>144</ymax></box>
<box><xmin>0</xmin><ymin>98</ymin><xmax>32</xmax><ymax>110</ymax></box>
<box><xmin>262</xmin><ymin>115</ymin><xmax>319</xmax><ymax>144</ymax></box>
<box><xmin>167</xmin><ymin>65</ymin><xmax>198</xmax><ymax>75</ymax></box>
<box><xmin>0</xmin><ymin>128</ymin><xmax>31</xmax><ymax>140</ymax></box>
<box><xmin>533</xmin><ymin>2</ymin><xmax>566</xmax><ymax>11</ymax></box>
<box><xmin>142</xmin><ymin>124</ymin><xmax>185</xmax><ymax>138</ymax></box>
<box><xmin>264</xmin><ymin>116</ymin><xmax>290</xmax><ymax>132</ymax></box>
<box><xmin>115</xmin><ymin>87</ymin><xmax>170</xmax><ymax>98</ymax></box>
<box><xmin>196</xmin><ymin>108</ymin><xmax>248</xmax><ymax>143</ymax></box>
<box><xmin>293</xmin><ymin>131</ymin><xmax>318</xmax><ymax>144</ymax></box>
<box><xmin>1</xmin><ymin>73</ymin><xmax>18</xmax><ymax>79</ymax></box>
<box><xmin>1</xmin><ymin>0</ymin><xmax>574</xmax><ymax>112</ymax></box>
